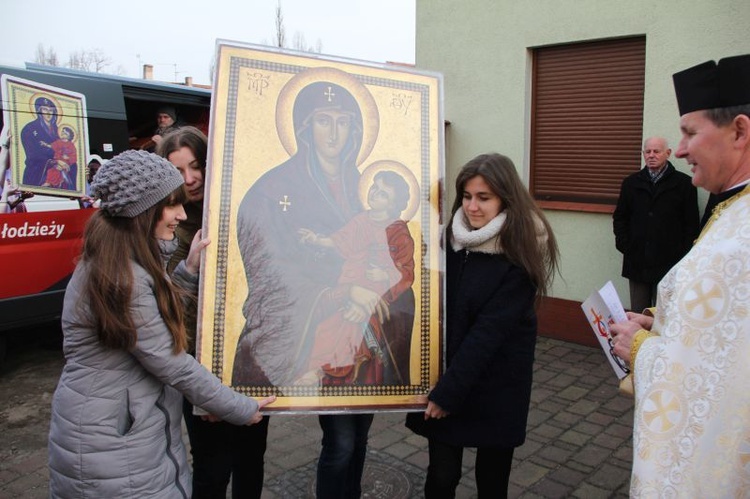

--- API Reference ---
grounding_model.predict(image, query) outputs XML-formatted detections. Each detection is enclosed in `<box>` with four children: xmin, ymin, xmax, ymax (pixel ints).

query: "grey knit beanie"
<box><xmin>91</xmin><ymin>150</ymin><xmax>184</xmax><ymax>217</ymax></box>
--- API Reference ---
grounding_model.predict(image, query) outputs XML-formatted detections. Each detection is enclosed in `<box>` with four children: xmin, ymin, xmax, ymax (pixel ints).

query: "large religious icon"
<box><xmin>200</xmin><ymin>41</ymin><xmax>443</xmax><ymax>412</ymax></box>
<box><xmin>1</xmin><ymin>75</ymin><xmax>88</xmax><ymax>197</ymax></box>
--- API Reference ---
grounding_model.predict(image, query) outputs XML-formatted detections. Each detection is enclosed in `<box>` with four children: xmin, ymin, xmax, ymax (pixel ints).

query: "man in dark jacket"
<box><xmin>613</xmin><ymin>136</ymin><xmax>699</xmax><ymax>312</ymax></box>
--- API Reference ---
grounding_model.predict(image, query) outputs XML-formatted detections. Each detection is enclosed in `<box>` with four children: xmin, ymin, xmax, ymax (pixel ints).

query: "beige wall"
<box><xmin>416</xmin><ymin>0</ymin><xmax>750</xmax><ymax>303</ymax></box>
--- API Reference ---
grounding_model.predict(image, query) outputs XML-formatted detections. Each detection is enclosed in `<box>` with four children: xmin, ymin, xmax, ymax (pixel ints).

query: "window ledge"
<box><xmin>538</xmin><ymin>200</ymin><xmax>615</xmax><ymax>214</ymax></box>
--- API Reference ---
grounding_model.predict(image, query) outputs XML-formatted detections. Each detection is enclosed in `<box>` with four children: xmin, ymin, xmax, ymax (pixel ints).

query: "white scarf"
<box><xmin>450</xmin><ymin>207</ymin><xmax>505</xmax><ymax>254</ymax></box>
<box><xmin>450</xmin><ymin>207</ymin><xmax>549</xmax><ymax>255</ymax></box>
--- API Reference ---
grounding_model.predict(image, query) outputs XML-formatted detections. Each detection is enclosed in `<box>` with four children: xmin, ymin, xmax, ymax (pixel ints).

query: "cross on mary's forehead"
<box><xmin>324</xmin><ymin>86</ymin><xmax>335</xmax><ymax>102</ymax></box>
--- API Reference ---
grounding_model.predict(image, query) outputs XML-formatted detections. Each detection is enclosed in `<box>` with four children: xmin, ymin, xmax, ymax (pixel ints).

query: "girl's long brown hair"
<box><xmin>446</xmin><ymin>153</ymin><xmax>560</xmax><ymax>300</ymax></box>
<box><xmin>81</xmin><ymin>187</ymin><xmax>188</xmax><ymax>353</ymax></box>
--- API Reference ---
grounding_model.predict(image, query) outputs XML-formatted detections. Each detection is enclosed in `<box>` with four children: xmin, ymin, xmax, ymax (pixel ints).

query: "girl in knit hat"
<box><xmin>47</xmin><ymin>150</ymin><xmax>275</xmax><ymax>498</ymax></box>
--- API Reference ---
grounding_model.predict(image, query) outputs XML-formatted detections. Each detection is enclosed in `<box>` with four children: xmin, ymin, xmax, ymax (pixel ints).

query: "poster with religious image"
<box><xmin>1</xmin><ymin>75</ymin><xmax>88</xmax><ymax>197</ymax></box>
<box><xmin>199</xmin><ymin>41</ymin><xmax>444</xmax><ymax>412</ymax></box>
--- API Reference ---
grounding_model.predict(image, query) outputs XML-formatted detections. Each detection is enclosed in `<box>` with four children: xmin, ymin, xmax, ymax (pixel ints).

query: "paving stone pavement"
<box><xmin>259</xmin><ymin>336</ymin><xmax>634</xmax><ymax>499</ymax></box>
<box><xmin>0</xmin><ymin>336</ymin><xmax>634</xmax><ymax>498</ymax></box>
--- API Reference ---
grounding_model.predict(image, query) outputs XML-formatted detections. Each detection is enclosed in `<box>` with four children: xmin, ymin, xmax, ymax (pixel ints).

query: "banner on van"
<box><xmin>1</xmin><ymin>75</ymin><xmax>89</xmax><ymax>198</ymax></box>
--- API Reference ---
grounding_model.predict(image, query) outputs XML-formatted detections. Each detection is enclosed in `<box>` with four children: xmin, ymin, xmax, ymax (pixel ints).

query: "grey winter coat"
<box><xmin>48</xmin><ymin>261</ymin><xmax>258</xmax><ymax>498</ymax></box>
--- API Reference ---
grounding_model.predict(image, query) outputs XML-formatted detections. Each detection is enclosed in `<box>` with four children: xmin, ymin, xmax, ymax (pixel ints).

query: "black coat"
<box><xmin>406</xmin><ymin>244</ymin><xmax>537</xmax><ymax>448</ymax></box>
<box><xmin>612</xmin><ymin>163</ymin><xmax>699</xmax><ymax>283</ymax></box>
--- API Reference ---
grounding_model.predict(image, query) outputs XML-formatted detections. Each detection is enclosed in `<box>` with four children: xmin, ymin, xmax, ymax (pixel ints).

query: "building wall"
<box><xmin>416</xmin><ymin>0</ymin><xmax>750</xmax><ymax>314</ymax></box>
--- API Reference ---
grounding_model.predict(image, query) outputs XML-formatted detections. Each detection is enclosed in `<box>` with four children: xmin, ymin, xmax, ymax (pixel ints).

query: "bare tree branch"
<box><xmin>275</xmin><ymin>1</ymin><xmax>286</xmax><ymax>48</ymax></box>
<box><xmin>268</xmin><ymin>2</ymin><xmax>323</xmax><ymax>54</ymax></box>
<box><xmin>292</xmin><ymin>32</ymin><xmax>323</xmax><ymax>53</ymax></box>
<box><xmin>68</xmin><ymin>48</ymin><xmax>112</xmax><ymax>73</ymax></box>
<box><xmin>34</xmin><ymin>44</ymin><xmax>59</xmax><ymax>66</ymax></box>
<box><xmin>90</xmin><ymin>49</ymin><xmax>111</xmax><ymax>73</ymax></box>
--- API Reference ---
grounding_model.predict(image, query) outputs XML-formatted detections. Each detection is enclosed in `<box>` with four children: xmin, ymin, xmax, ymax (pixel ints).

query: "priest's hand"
<box><xmin>625</xmin><ymin>311</ymin><xmax>654</xmax><ymax>330</ymax></box>
<box><xmin>610</xmin><ymin>320</ymin><xmax>643</xmax><ymax>363</ymax></box>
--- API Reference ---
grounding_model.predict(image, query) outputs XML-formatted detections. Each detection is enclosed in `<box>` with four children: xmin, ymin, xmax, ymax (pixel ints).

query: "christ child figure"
<box><xmin>42</xmin><ymin>126</ymin><xmax>78</xmax><ymax>189</ymax></box>
<box><xmin>297</xmin><ymin>169</ymin><xmax>415</xmax><ymax>386</ymax></box>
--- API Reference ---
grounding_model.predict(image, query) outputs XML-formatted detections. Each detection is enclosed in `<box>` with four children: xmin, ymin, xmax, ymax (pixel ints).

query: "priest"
<box><xmin>611</xmin><ymin>54</ymin><xmax>750</xmax><ymax>496</ymax></box>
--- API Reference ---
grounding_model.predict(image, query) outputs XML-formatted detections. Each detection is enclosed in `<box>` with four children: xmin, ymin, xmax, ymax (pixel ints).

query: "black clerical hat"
<box><xmin>673</xmin><ymin>54</ymin><xmax>750</xmax><ymax>115</ymax></box>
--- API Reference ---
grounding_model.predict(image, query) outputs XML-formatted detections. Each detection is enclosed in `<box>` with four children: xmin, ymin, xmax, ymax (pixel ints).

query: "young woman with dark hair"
<box><xmin>158</xmin><ymin>126</ymin><xmax>273</xmax><ymax>498</ymax></box>
<box><xmin>407</xmin><ymin>153</ymin><xmax>559</xmax><ymax>498</ymax></box>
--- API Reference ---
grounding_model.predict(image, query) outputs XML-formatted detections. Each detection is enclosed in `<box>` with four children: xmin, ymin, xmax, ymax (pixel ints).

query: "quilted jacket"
<box><xmin>48</xmin><ymin>261</ymin><xmax>257</xmax><ymax>498</ymax></box>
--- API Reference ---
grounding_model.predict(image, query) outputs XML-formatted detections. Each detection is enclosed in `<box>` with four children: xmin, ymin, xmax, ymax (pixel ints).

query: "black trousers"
<box><xmin>628</xmin><ymin>279</ymin><xmax>657</xmax><ymax>313</ymax></box>
<box><xmin>183</xmin><ymin>399</ymin><xmax>270</xmax><ymax>499</ymax></box>
<box><xmin>425</xmin><ymin>439</ymin><xmax>514</xmax><ymax>499</ymax></box>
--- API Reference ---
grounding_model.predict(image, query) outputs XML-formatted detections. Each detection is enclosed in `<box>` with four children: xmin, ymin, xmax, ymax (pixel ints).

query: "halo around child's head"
<box><xmin>359</xmin><ymin>159</ymin><xmax>420</xmax><ymax>221</ymax></box>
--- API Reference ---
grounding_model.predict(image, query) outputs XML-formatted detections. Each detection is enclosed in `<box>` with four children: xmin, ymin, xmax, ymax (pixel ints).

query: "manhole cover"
<box><xmin>265</xmin><ymin>449</ymin><xmax>424</xmax><ymax>498</ymax></box>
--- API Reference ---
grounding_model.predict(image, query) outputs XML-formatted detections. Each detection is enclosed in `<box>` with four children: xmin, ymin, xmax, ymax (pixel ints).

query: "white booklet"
<box><xmin>581</xmin><ymin>281</ymin><xmax>630</xmax><ymax>379</ymax></box>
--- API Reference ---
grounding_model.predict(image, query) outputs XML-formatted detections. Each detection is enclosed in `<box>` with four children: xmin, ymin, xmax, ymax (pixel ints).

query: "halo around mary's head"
<box><xmin>276</xmin><ymin>67</ymin><xmax>379</xmax><ymax>167</ymax></box>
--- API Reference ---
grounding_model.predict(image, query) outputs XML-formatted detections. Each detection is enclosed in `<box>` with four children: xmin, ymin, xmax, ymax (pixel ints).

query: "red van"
<box><xmin>0</xmin><ymin>63</ymin><xmax>211</xmax><ymax>364</ymax></box>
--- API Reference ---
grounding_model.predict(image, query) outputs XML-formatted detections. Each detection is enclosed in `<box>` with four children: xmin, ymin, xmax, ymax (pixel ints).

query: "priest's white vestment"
<box><xmin>632</xmin><ymin>187</ymin><xmax>750</xmax><ymax>497</ymax></box>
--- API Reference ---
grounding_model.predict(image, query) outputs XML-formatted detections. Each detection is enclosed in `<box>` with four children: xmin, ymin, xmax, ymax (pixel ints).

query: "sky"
<box><xmin>1</xmin><ymin>0</ymin><xmax>415</xmax><ymax>85</ymax></box>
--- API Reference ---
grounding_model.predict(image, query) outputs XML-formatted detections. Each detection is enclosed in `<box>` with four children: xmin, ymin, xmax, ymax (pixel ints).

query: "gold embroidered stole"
<box><xmin>696</xmin><ymin>183</ymin><xmax>750</xmax><ymax>244</ymax></box>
